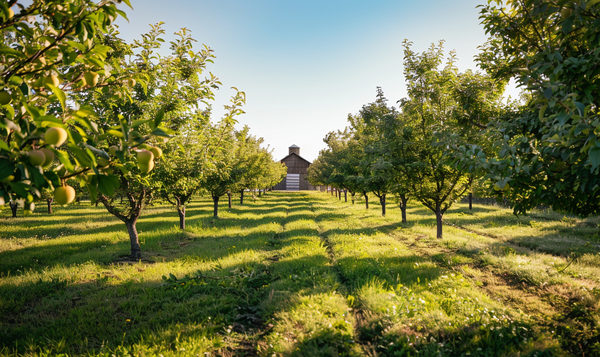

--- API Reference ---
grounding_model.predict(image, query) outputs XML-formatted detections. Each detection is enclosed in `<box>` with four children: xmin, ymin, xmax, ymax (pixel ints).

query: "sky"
<box><xmin>114</xmin><ymin>0</ymin><xmax>513</xmax><ymax>163</ymax></box>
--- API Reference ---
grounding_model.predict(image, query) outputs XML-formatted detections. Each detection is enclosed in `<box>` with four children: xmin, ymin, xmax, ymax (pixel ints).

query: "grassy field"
<box><xmin>1</xmin><ymin>191</ymin><xmax>599</xmax><ymax>356</ymax></box>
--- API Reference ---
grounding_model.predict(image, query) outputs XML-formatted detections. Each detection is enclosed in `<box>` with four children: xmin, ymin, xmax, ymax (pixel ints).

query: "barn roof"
<box><xmin>289</xmin><ymin>144</ymin><xmax>299</xmax><ymax>148</ymax></box>
<box><xmin>280</xmin><ymin>152</ymin><xmax>311</xmax><ymax>165</ymax></box>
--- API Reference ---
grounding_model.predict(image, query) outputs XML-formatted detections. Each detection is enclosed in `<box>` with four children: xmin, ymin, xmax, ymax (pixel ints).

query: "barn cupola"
<box><xmin>289</xmin><ymin>144</ymin><xmax>300</xmax><ymax>156</ymax></box>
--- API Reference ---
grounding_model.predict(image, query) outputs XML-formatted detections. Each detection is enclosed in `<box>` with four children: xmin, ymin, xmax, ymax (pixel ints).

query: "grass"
<box><xmin>0</xmin><ymin>192</ymin><xmax>599</xmax><ymax>356</ymax></box>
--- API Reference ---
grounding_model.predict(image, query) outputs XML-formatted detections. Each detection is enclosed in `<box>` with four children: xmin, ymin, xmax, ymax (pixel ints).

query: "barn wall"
<box><xmin>272</xmin><ymin>153</ymin><xmax>316</xmax><ymax>190</ymax></box>
<box><xmin>283</xmin><ymin>154</ymin><xmax>310</xmax><ymax>175</ymax></box>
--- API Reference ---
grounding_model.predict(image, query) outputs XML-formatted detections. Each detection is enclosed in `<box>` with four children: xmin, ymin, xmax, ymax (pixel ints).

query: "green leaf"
<box><xmin>590</xmin><ymin>147</ymin><xmax>600</xmax><ymax>168</ymax></box>
<box><xmin>0</xmin><ymin>139</ymin><xmax>9</xmax><ymax>151</ymax></box>
<box><xmin>67</xmin><ymin>40</ymin><xmax>86</xmax><ymax>52</ymax></box>
<box><xmin>154</xmin><ymin>108</ymin><xmax>165</xmax><ymax>129</ymax></box>
<box><xmin>0</xmin><ymin>46</ymin><xmax>27</xmax><ymax>58</ymax></box>
<box><xmin>132</xmin><ymin>119</ymin><xmax>151</xmax><ymax>128</ymax></box>
<box><xmin>55</xmin><ymin>150</ymin><xmax>74</xmax><ymax>172</ymax></box>
<box><xmin>97</xmin><ymin>174</ymin><xmax>119</xmax><ymax>196</ymax></box>
<box><xmin>107</xmin><ymin>129</ymin><xmax>124</xmax><ymax>138</ymax></box>
<box><xmin>24</xmin><ymin>104</ymin><xmax>41</xmax><ymax>119</ymax></box>
<box><xmin>8</xmin><ymin>76</ymin><xmax>23</xmax><ymax>86</ymax></box>
<box><xmin>46</xmin><ymin>84</ymin><xmax>67</xmax><ymax>111</ymax></box>
<box><xmin>68</xmin><ymin>144</ymin><xmax>94</xmax><ymax>168</ymax></box>
<box><xmin>151</xmin><ymin>127</ymin><xmax>175</xmax><ymax>138</ymax></box>
<box><xmin>34</xmin><ymin>115</ymin><xmax>63</xmax><ymax>126</ymax></box>
<box><xmin>9</xmin><ymin>182</ymin><xmax>29</xmax><ymax>198</ymax></box>
<box><xmin>538</xmin><ymin>104</ymin><xmax>548</xmax><ymax>121</ymax></box>
<box><xmin>84</xmin><ymin>144</ymin><xmax>110</xmax><ymax>160</ymax></box>
<box><xmin>115</xmin><ymin>9</ymin><xmax>129</xmax><ymax>21</ymax></box>
<box><xmin>87</xmin><ymin>176</ymin><xmax>98</xmax><ymax>204</ymax></box>
<box><xmin>0</xmin><ymin>159</ymin><xmax>15</xmax><ymax>181</ymax></box>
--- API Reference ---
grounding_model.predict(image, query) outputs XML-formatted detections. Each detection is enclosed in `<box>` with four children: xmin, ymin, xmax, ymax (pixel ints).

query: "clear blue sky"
<box><xmin>116</xmin><ymin>0</ymin><xmax>511</xmax><ymax>162</ymax></box>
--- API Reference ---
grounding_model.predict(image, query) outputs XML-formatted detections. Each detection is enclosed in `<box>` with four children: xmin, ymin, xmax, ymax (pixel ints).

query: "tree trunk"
<box><xmin>344</xmin><ymin>190</ymin><xmax>347</xmax><ymax>202</ymax></box>
<box><xmin>213</xmin><ymin>195</ymin><xmax>220</xmax><ymax>217</ymax></box>
<box><xmin>338</xmin><ymin>189</ymin><xmax>341</xmax><ymax>201</ymax></box>
<box><xmin>380</xmin><ymin>194</ymin><xmax>386</xmax><ymax>217</ymax></box>
<box><xmin>240</xmin><ymin>190</ymin><xmax>244</xmax><ymax>205</ymax></box>
<box><xmin>9</xmin><ymin>202</ymin><xmax>17</xmax><ymax>218</ymax></box>
<box><xmin>125</xmin><ymin>220</ymin><xmax>142</xmax><ymax>260</ymax></box>
<box><xmin>468</xmin><ymin>192</ymin><xmax>473</xmax><ymax>210</ymax></box>
<box><xmin>436</xmin><ymin>206</ymin><xmax>443</xmax><ymax>239</ymax></box>
<box><xmin>364</xmin><ymin>193</ymin><xmax>369</xmax><ymax>209</ymax></box>
<box><xmin>400</xmin><ymin>196</ymin><xmax>408</xmax><ymax>224</ymax></box>
<box><xmin>351</xmin><ymin>192</ymin><xmax>355</xmax><ymax>204</ymax></box>
<box><xmin>258</xmin><ymin>189</ymin><xmax>262</xmax><ymax>197</ymax></box>
<box><xmin>228</xmin><ymin>192</ymin><xmax>232</xmax><ymax>209</ymax></box>
<box><xmin>177</xmin><ymin>205</ymin><xmax>185</xmax><ymax>230</ymax></box>
<box><xmin>47</xmin><ymin>198</ymin><xmax>53</xmax><ymax>214</ymax></box>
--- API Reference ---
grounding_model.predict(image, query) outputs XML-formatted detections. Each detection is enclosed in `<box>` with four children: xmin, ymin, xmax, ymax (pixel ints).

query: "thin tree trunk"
<box><xmin>436</xmin><ymin>206</ymin><xmax>443</xmax><ymax>239</ymax></box>
<box><xmin>47</xmin><ymin>198</ymin><xmax>53</xmax><ymax>214</ymax></box>
<box><xmin>351</xmin><ymin>192</ymin><xmax>355</xmax><ymax>204</ymax></box>
<box><xmin>213</xmin><ymin>195</ymin><xmax>220</xmax><ymax>217</ymax></box>
<box><xmin>344</xmin><ymin>190</ymin><xmax>347</xmax><ymax>202</ymax></box>
<box><xmin>258</xmin><ymin>189</ymin><xmax>262</xmax><ymax>197</ymax></box>
<box><xmin>468</xmin><ymin>192</ymin><xmax>473</xmax><ymax>210</ymax></box>
<box><xmin>364</xmin><ymin>193</ymin><xmax>369</xmax><ymax>209</ymax></box>
<box><xmin>240</xmin><ymin>190</ymin><xmax>244</xmax><ymax>205</ymax></box>
<box><xmin>228</xmin><ymin>192</ymin><xmax>232</xmax><ymax>209</ymax></box>
<box><xmin>338</xmin><ymin>189</ymin><xmax>341</xmax><ymax>201</ymax></box>
<box><xmin>10</xmin><ymin>202</ymin><xmax>17</xmax><ymax>218</ymax></box>
<box><xmin>380</xmin><ymin>194</ymin><xmax>386</xmax><ymax>217</ymax></box>
<box><xmin>125</xmin><ymin>220</ymin><xmax>142</xmax><ymax>260</ymax></box>
<box><xmin>400</xmin><ymin>196</ymin><xmax>408</xmax><ymax>224</ymax></box>
<box><xmin>330</xmin><ymin>187</ymin><xmax>333</xmax><ymax>196</ymax></box>
<box><xmin>177</xmin><ymin>205</ymin><xmax>185</xmax><ymax>230</ymax></box>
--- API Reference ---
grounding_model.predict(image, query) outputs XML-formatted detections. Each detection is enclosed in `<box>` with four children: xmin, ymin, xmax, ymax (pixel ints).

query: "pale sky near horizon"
<box><xmin>115</xmin><ymin>0</ymin><xmax>514</xmax><ymax>162</ymax></box>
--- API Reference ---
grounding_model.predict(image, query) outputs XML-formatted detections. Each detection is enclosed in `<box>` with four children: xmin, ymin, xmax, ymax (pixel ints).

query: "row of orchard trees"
<box><xmin>0</xmin><ymin>1</ymin><xmax>285</xmax><ymax>259</ymax></box>
<box><xmin>309</xmin><ymin>0</ymin><xmax>600</xmax><ymax>239</ymax></box>
<box><xmin>308</xmin><ymin>41</ymin><xmax>505</xmax><ymax>239</ymax></box>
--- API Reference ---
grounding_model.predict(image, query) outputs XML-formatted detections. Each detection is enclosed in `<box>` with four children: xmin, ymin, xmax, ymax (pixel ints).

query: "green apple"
<box><xmin>137</xmin><ymin>150</ymin><xmax>155</xmax><ymax>174</ymax></box>
<box><xmin>149</xmin><ymin>146</ymin><xmax>162</xmax><ymax>159</ymax></box>
<box><xmin>54</xmin><ymin>185</ymin><xmax>76</xmax><ymax>205</ymax></box>
<box><xmin>0</xmin><ymin>91</ymin><xmax>12</xmax><ymax>105</ymax></box>
<box><xmin>44</xmin><ymin>127</ymin><xmax>68</xmax><ymax>146</ymax></box>
<box><xmin>83</xmin><ymin>72</ymin><xmax>99</xmax><ymax>87</ymax></box>
<box><xmin>28</xmin><ymin>150</ymin><xmax>46</xmax><ymax>166</ymax></box>
<box><xmin>39</xmin><ymin>148</ymin><xmax>55</xmax><ymax>168</ymax></box>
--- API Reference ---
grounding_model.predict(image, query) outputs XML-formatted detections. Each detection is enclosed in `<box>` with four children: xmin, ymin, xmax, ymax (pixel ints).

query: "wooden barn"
<box><xmin>273</xmin><ymin>145</ymin><xmax>316</xmax><ymax>191</ymax></box>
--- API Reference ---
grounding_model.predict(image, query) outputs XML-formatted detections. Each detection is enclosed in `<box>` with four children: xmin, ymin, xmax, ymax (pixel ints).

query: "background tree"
<box><xmin>399</xmin><ymin>40</ymin><xmax>475</xmax><ymax>238</ymax></box>
<box><xmin>155</xmin><ymin>110</ymin><xmax>210</xmax><ymax>230</ymax></box>
<box><xmin>351</xmin><ymin>88</ymin><xmax>398</xmax><ymax>217</ymax></box>
<box><xmin>199</xmin><ymin>94</ymin><xmax>246</xmax><ymax>218</ymax></box>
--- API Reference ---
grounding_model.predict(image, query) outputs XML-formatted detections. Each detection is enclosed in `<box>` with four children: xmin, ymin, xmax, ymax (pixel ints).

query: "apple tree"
<box><xmin>0</xmin><ymin>0</ymin><xmax>134</xmax><ymax>216</ymax></box>
<box><xmin>76</xmin><ymin>23</ymin><xmax>228</xmax><ymax>259</ymax></box>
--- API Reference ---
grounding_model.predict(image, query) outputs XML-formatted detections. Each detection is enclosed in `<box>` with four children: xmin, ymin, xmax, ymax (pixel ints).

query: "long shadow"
<box><xmin>1</xmin><ymin>191</ymin><xmax>582</xmax><ymax>356</ymax></box>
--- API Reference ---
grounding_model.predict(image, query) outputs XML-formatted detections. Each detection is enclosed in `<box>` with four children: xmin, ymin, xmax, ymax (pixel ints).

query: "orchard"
<box><xmin>1</xmin><ymin>1</ymin><xmax>600</xmax><ymax>356</ymax></box>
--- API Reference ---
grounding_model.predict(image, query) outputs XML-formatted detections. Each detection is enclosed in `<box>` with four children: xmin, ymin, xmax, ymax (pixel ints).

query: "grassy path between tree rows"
<box><xmin>1</xmin><ymin>191</ymin><xmax>599</xmax><ymax>356</ymax></box>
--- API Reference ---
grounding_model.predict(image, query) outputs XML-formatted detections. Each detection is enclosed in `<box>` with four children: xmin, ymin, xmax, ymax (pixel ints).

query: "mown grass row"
<box><xmin>1</xmin><ymin>191</ymin><xmax>599</xmax><ymax>356</ymax></box>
